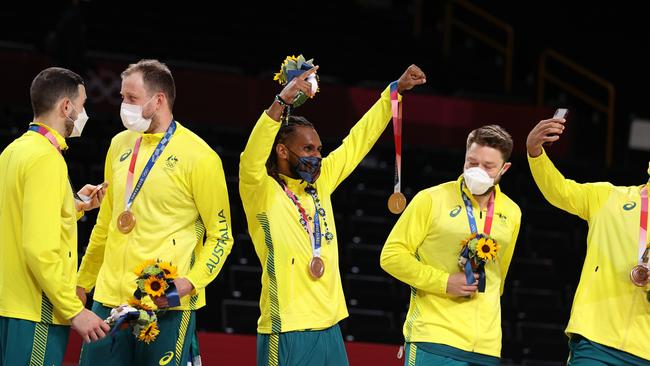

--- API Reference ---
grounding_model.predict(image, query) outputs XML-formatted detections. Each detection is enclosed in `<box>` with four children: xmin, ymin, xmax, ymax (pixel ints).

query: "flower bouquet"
<box><xmin>273</xmin><ymin>54</ymin><xmax>318</xmax><ymax>108</ymax></box>
<box><xmin>458</xmin><ymin>233</ymin><xmax>500</xmax><ymax>293</ymax></box>
<box><xmin>104</xmin><ymin>260</ymin><xmax>179</xmax><ymax>344</ymax></box>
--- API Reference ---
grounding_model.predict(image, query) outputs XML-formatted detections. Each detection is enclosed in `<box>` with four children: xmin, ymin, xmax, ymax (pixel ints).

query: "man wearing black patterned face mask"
<box><xmin>268</xmin><ymin>115</ymin><xmax>323</xmax><ymax>183</ymax></box>
<box><xmin>240</xmin><ymin>64</ymin><xmax>426</xmax><ymax>366</ymax></box>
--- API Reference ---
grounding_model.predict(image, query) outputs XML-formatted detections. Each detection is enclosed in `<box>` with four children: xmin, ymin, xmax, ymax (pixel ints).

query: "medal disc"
<box><xmin>388</xmin><ymin>192</ymin><xmax>407</xmax><ymax>214</ymax></box>
<box><xmin>117</xmin><ymin>211</ymin><xmax>136</xmax><ymax>234</ymax></box>
<box><xmin>630</xmin><ymin>265</ymin><xmax>649</xmax><ymax>287</ymax></box>
<box><xmin>309</xmin><ymin>257</ymin><xmax>325</xmax><ymax>279</ymax></box>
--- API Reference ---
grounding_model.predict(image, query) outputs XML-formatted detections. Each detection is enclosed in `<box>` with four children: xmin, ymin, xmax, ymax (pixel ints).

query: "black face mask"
<box><xmin>287</xmin><ymin>148</ymin><xmax>322</xmax><ymax>183</ymax></box>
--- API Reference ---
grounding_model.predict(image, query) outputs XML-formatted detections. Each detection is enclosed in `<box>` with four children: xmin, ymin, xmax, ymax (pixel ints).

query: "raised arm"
<box><xmin>526</xmin><ymin>117</ymin><xmax>611</xmax><ymax>220</ymax></box>
<box><xmin>320</xmin><ymin>65</ymin><xmax>426</xmax><ymax>192</ymax></box>
<box><xmin>239</xmin><ymin>67</ymin><xmax>319</xmax><ymax>189</ymax></box>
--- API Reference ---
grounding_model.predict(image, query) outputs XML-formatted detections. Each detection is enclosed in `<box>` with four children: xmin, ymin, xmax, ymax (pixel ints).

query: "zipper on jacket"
<box><xmin>473</xmin><ymin>294</ymin><xmax>480</xmax><ymax>351</ymax></box>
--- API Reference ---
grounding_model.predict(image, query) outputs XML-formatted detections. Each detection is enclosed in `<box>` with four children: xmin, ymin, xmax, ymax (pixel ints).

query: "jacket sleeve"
<box><xmin>498</xmin><ymin>209</ymin><xmax>521</xmax><ymax>296</ymax></box>
<box><xmin>319</xmin><ymin>86</ymin><xmax>398</xmax><ymax>192</ymax></box>
<box><xmin>77</xmin><ymin>142</ymin><xmax>115</xmax><ymax>291</ymax></box>
<box><xmin>380</xmin><ymin>190</ymin><xmax>450</xmax><ymax>295</ymax></box>
<box><xmin>239</xmin><ymin>111</ymin><xmax>282</xmax><ymax>201</ymax></box>
<box><xmin>185</xmin><ymin>151</ymin><xmax>234</xmax><ymax>290</ymax></box>
<box><xmin>23</xmin><ymin>153</ymin><xmax>84</xmax><ymax>319</ymax></box>
<box><xmin>528</xmin><ymin>149</ymin><xmax>612</xmax><ymax>221</ymax></box>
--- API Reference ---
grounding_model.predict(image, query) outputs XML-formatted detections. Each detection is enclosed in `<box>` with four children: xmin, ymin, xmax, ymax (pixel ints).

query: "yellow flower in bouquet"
<box><xmin>138</xmin><ymin>322</ymin><xmax>160</xmax><ymax>344</ymax></box>
<box><xmin>475</xmin><ymin>237</ymin><xmax>498</xmax><ymax>261</ymax></box>
<box><xmin>127</xmin><ymin>297</ymin><xmax>153</xmax><ymax>312</ymax></box>
<box><xmin>460</xmin><ymin>232</ymin><xmax>478</xmax><ymax>248</ymax></box>
<box><xmin>133</xmin><ymin>259</ymin><xmax>156</xmax><ymax>276</ymax></box>
<box><xmin>143</xmin><ymin>277</ymin><xmax>167</xmax><ymax>297</ymax></box>
<box><xmin>273</xmin><ymin>55</ymin><xmax>299</xmax><ymax>84</ymax></box>
<box><xmin>157</xmin><ymin>261</ymin><xmax>179</xmax><ymax>279</ymax></box>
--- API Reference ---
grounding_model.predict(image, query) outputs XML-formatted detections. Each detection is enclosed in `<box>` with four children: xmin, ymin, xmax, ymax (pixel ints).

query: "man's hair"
<box><xmin>30</xmin><ymin>67</ymin><xmax>84</xmax><ymax>117</ymax></box>
<box><xmin>466</xmin><ymin>125</ymin><xmax>513</xmax><ymax>161</ymax></box>
<box><xmin>266</xmin><ymin>115</ymin><xmax>315</xmax><ymax>181</ymax></box>
<box><xmin>121</xmin><ymin>59</ymin><xmax>176</xmax><ymax>109</ymax></box>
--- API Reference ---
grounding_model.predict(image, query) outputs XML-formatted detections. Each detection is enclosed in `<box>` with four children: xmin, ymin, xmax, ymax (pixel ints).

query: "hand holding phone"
<box><xmin>543</xmin><ymin>108</ymin><xmax>569</xmax><ymax>146</ymax></box>
<box><xmin>77</xmin><ymin>182</ymin><xmax>109</xmax><ymax>203</ymax></box>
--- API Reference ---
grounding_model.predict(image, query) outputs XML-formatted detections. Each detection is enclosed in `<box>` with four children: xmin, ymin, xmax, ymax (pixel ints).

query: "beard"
<box><xmin>64</xmin><ymin>119</ymin><xmax>74</xmax><ymax>138</ymax></box>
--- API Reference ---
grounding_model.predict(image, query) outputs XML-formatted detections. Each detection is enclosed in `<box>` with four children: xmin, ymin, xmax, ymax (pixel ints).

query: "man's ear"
<box><xmin>276</xmin><ymin>143</ymin><xmax>288</xmax><ymax>160</ymax></box>
<box><xmin>156</xmin><ymin>92</ymin><xmax>166</xmax><ymax>110</ymax></box>
<box><xmin>500</xmin><ymin>162</ymin><xmax>512</xmax><ymax>176</ymax></box>
<box><xmin>57</xmin><ymin>98</ymin><xmax>71</xmax><ymax>119</ymax></box>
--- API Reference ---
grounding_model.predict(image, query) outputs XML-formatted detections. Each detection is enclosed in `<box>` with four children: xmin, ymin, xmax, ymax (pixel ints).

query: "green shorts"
<box><xmin>257</xmin><ymin>324</ymin><xmax>348</xmax><ymax>366</ymax></box>
<box><xmin>78</xmin><ymin>301</ymin><xmax>198</xmax><ymax>366</ymax></box>
<box><xmin>403</xmin><ymin>342</ymin><xmax>500</xmax><ymax>366</ymax></box>
<box><xmin>0</xmin><ymin>315</ymin><xmax>70</xmax><ymax>366</ymax></box>
<box><xmin>568</xmin><ymin>335</ymin><xmax>650</xmax><ymax>366</ymax></box>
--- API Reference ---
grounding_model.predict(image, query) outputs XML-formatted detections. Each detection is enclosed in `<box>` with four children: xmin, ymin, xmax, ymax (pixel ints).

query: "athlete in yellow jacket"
<box><xmin>381</xmin><ymin>125</ymin><xmax>521</xmax><ymax>366</ymax></box>
<box><xmin>77</xmin><ymin>60</ymin><xmax>233</xmax><ymax>366</ymax></box>
<box><xmin>240</xmin><ymin>65</ymin><xmax>426</xmax><ymax>366</ymax></box>
<box><xmin>527</xmin><ymin>116</ymin><xmax>650</xmax><ymax>365</ymax></box>
<box><xmin>0</xmin><ymin>67</ymin><xmax>109</xmax><ymax>366</ymax></box>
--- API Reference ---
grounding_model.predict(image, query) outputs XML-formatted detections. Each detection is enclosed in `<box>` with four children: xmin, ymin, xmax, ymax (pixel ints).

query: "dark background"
<box><xmin>2</xmin><ymin>1</ymin><xmax>649</xmax><ymax>365</ymax></box>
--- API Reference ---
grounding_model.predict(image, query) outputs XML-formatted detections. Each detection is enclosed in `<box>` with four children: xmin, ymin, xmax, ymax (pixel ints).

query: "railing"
<box><xmin>443</xmin><ymin>0</ymin><xmax>514</xmax><ymax>93</ymax></box>
<box><xmin>537</xmin><ymin>48</ymin><xmax>616</xmax><ymax>166</ymax></box>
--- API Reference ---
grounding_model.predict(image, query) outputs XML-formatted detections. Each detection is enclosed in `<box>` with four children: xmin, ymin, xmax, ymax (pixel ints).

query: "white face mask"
<box><xmin>463</xmin><ymin>166</ymin><xmax>503</xmax><ymax>195</ymax></box>
<box><xmin>67</xmin><ymin>106</ymin><xmax>89</xmax><ymax>138</ymax></box>
<box><xmin>120</xmin><ymin>97</ymin><xmax>154</xmax><ymax>132</ymax></box>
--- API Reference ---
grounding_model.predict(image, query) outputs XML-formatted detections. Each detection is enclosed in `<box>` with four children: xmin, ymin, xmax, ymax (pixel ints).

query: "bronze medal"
<box><xmin>388</xmin><ymin>192</ymin><xmax>407</xmax><ymax>214</ymax></box>
<box><xmin>117</xmin><ymin>211</ymin><xmax>136</xmax><ymax>234</ymax></box>
<box><xmin>309</xmin><ymin>257</ymin><xmax>325</xmax><ymax>279</ymax></box>
<box><xmin>630</xmin><ymin>265</ymin><xmax>649</xmax><ymax>287</ymax></box>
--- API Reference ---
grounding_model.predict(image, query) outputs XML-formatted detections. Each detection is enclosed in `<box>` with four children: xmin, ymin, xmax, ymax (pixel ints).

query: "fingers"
<box><xmin>153</xmin><ymin>296</ymin><xmax>168</xmax><ymax>308</ymax></box>
<box><xmin>95</xmin><ymin>326</ymin><xmax>107</xmax><ymax>339</ymax></box>
<box><xmin>461</xmin><ymin>285</ymin><xmax>478</xmax><ymax>292</ymax></box>
<box><xmin>77</xmin><ymin>184</ymin><xmax>96</xmax><ymax>196</ymax></box>
<box><xmin>89</xmin><ymin>330</ymin><xmax>99</xmax><ymax>342</ymax></box>
<box><xmin>298</xmin><ymin>65</ymin><xmax>319</xmax><ymax>80</ymax></box>
<box><xmin>100</xmin><ymin>321</ymin><xmax>111</xmax><ymax>333</ymax></box>
<box><xmin>530</xmin><ymin>120</ymin><xmax>565</xmax><ymax>143</ymax></box>
<box><xmin>297</xmin><ymin>80</ymin><xmax>315</xmax><ymax>98</ymax></box>
<box><xmin>407</xmin><ymin>64</ymin><xmax>427</xmax><ymax>83</ymax></box>
<box><xmin>289</xmin><ymin>79</ymin><xmax>314</xmax><ymax>98</ymax></box>
<box><xmin>95</xmin><ymin>190</ymin><xmax>105</xmax><ymax>204</ymax></box>
<box><xmin>84</xmin><ymin>316</ymin><xmax>110</xmax><ymax>343</ymax></box>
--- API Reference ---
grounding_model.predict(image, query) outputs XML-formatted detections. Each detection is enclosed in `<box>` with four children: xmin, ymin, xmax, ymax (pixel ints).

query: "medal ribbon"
<box><xmin>124</xmin><ymin>121</ymin><xmax>177</xmax><ymax>211</ymax></box>
<box><xmin>460</xmin><ymin>183</ymin><xmax>494</xmax><ymax>292</ymax></box>
<box><xmin>638</xmin><ymin>185</ymin><xmax>648</xmax><ymax>265</ymax></box>
<box><xmin>29</xmin><ymin>125</ymin><xmax>62</xmax><ymax>154</ymax></box>
<box><xmin>28</xmin><ymin>124</ymin><xmax>83</xmax><ymax>201</ymax></box>
<box><xmin>281</xmin><ymin>183</ymin><xmax>321</xmax><ymax>258</ymax></box>
<box><xmin>390</xmin><ymin>81</ymin><xmax>403</xmax><ymax>194</ymax></box>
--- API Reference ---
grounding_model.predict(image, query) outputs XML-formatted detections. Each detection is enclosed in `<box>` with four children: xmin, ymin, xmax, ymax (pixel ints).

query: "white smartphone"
<box><xmin>553</xmin><ymin>108</ymin><xmax>569</xmax><ymax>119</ymax></box>
<box><xmin>544</xmin><ymin>108</ymin><xmax>569</xmax><ymax>146</ymax></box>
<box><xmin>77</xmin><ymin>182</ymin><xmax>109</xmax><ymax>202</ymax></box>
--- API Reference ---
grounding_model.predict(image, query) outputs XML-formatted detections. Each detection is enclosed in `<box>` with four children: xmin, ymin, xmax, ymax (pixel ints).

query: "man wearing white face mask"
<box><xmin>381</xmin><ymin>125</ymin><xmax>521</xmax><ymax>365</ymax></box>
<box><xmin>77</xmin><ymin>59</ymin><xmax>233</xmax><ymax>366</ymax></box>
<box><xmin>0</xmin><ymin>67</ymin><xmax>109</xmax><ymax>366</ymax></box>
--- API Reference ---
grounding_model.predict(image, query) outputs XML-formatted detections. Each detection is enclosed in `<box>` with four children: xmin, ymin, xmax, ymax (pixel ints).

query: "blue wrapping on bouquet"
<box><xmin>460</xmin><ymin>246</ymin><xmax>486</xmax><ymax>293</ymax></box>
